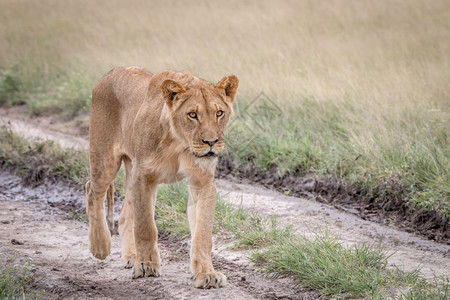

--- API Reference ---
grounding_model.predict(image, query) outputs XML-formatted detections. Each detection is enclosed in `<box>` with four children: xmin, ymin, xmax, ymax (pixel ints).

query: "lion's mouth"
<box><xmin>194</xmin><ymin>151</ymin><xmax>218</xmax><ymax>158</ymax></box>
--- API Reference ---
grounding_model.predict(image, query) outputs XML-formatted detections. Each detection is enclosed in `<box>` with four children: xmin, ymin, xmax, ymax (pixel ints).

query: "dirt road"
<box><xmin>0</xmin><ymin>109</ymin><xmax>449</xmax><ymax>299</ymax></box>
<box><xmin>0</xmin><ymin>171</ymin><xmax>319</xmax><ymax>299</ymax></box>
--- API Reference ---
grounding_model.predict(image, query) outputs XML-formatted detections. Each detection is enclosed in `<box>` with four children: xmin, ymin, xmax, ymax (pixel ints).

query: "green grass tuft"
<box><xmin>250</xmin><ymin>232</ymin><xmax>433</xmax><ymax>298</ymax></box>
<box><xmin>155</xmin><ymin>182</ymin><xmax>191</xmax><ymax>237</ymax></box>
<box><xmin>215</xmin><ymin>201</ymin><xmax>294</xmax><ymax>249</ymax></box>
<box><xmin>0</xmin><ymin>254</ymin><xmax>45</xmax><ymax>300</ymax></box>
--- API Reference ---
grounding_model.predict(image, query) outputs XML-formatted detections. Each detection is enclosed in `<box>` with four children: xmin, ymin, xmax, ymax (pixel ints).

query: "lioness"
<box><xmin>85</xmin><ymin>67</ymin><xmax>238</xmax><ymax>289</ymax></box>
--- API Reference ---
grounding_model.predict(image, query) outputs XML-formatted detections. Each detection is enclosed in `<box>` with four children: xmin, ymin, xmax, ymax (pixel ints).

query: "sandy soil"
<box><xmin>0</xmin><ymin>106</ymin><xmax>88</xmax><ymax>150</ymax></box>
<box><xmin>0</xmin><ymin>171</ymin><xmax>318</xmax><ymax>300</ymax></box>
<box><xmin>0</xmin><ymin>107</ymin><xmax>449</xmax><ymax>299</ymax></box>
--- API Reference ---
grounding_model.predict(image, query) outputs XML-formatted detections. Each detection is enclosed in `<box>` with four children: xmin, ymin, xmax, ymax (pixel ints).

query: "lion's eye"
<box><xmin>188</xmin><ymin>112</ymin><xmax>198</xmax><ymax>119</ymax></box>
<box><xmin>216</xmin><ymin>110</ymin><xmax>224</xmax><ymax>117</ymax></box>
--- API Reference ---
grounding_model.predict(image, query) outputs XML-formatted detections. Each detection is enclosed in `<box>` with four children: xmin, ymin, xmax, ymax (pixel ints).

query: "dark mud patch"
<box><xmin>0</xmin><ymin>167</ymin><xmax>86</xmax><ymax>216</ymax></box>
<box><xmin>217</xmin><ymin>157</ymin><xmax>449</xmax><ymax>244</ymax></box>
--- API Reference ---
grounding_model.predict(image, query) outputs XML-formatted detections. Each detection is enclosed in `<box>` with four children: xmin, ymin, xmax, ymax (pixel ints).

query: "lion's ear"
<box><xmin>216</xmin><ymin>75</ymin><xmax>239</xmax><ymax>103</ymax></box>
<box><xmin>161</xmin><ymin>79</ymin><xmax>186</xmax><ymax>108</ymax></box>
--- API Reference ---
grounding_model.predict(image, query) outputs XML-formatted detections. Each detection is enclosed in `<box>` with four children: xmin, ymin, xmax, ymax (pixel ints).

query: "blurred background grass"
<box><xmin>0</xmin><ymin>0</ymin><xmax>448</xmax><ymax>217</ymax></box>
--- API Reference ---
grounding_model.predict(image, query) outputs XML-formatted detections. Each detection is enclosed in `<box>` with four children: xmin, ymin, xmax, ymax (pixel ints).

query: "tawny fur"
<box><xmin>85</xmin><ymin>66</ymin><xmax>238</xmax><ymax>289</ymax></box>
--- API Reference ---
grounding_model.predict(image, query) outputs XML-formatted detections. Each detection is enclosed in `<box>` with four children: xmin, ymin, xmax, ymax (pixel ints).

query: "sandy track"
<box><xmin>0</xmin><ymin>171</ymin><xmax>318</xmax><ymax>299</ymax></box>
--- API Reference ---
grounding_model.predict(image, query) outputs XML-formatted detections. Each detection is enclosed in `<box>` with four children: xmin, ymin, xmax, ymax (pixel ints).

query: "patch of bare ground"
<box><xmin>0</xmin><ymin>171</ymin><xmax>320</xmax><ymax>299</ymax></box>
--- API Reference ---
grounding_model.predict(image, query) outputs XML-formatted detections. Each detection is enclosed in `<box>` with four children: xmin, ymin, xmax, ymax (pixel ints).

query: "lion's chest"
<box><xmin>156</xmin><ymin>168</ymin><xmax>186</xmax><ymax>184</ymax></box>
<box><xmin>137</xmin><ymin>147</ymin><xmax>210</xmax><ymax>185</ymax></box>
<box><xmin>139</xmin><ymin>155</ymin><xmax>187</xmax><ymax>184</ymax></box>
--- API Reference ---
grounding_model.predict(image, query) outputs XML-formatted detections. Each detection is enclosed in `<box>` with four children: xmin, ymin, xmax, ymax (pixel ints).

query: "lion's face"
<box><xmin>161</xmin><ymin>75</ymin><xmax>239</xmax><ymax>159</ymax></box>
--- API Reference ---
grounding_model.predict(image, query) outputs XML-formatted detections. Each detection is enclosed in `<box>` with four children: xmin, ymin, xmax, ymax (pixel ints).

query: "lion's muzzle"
<box><xmin>191</xmin><ymin>138</ymin><xmax>225</xmax><ymax>158</ymax></box>
<box><xmin>195</xmin><ymin>151</ymin><xmax>218</xmax><ymax>158</ymax></box>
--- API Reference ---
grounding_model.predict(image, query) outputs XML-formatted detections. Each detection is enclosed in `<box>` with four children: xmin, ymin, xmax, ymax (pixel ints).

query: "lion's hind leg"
<box><xmin>86</xmin><ymin>152</ymin><xmax>122</xmax><ymax>260</ymax></box>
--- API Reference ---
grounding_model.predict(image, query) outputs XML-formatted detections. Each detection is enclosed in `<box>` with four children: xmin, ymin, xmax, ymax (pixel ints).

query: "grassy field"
<box><xmin>1</xmin><ymin>129</ymin><xmax>449</xmax><ymax>298</ymax></box>
<box><xmin>0</xmin><ymin>1</ymin><xmax>449</xmax><ymax>217</ymax></box>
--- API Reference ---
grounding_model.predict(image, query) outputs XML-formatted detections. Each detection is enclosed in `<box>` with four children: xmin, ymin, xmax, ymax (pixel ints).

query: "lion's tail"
<box><xmin>106</xmin><ymin>183</ymin><xmax>115</xmax><ymax>233</ymax></box>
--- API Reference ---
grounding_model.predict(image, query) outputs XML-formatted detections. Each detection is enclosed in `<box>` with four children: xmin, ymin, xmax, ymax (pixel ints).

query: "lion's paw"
<box><xmin>192</xmin><ymin>271</ymin><xmax>227</xmax><ymax>289</ymax></box>
<box><xmin>131</xmin><ymin>262</ymin><xmax>161</xmax><ymax>279</ymax></box>
<box><xmin>89</xmin><ymin>229</ymin><xmax>111</xmax><ymax>260</ymax></box>
<box><xmin>123</xmin><ymin>254</ymin><xmax>136</xmax><ymax>269</ymax></box>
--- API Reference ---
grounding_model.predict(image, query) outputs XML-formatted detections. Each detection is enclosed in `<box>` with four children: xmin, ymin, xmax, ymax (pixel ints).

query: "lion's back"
<box><xmin>89</xmin><ymin>67</ymin><xmax>155</xmax><ymax>151</ymax></box>
<box><xmin>92</xmin><ymin>66</ymin><xmax>153</xmax><ymax>107</ymax></box>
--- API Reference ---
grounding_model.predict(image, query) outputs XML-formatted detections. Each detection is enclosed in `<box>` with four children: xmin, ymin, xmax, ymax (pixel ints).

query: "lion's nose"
<box><xmin>202</xmin><ymin>139</ymin><xmax>218</xmax><ymax>147</ymax></box>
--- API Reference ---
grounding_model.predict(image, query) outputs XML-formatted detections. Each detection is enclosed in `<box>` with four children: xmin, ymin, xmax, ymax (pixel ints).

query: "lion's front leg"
<box><xmin>130</xmin><ymin>173</ymin><xmax>161</xmax><ymax>279</ymax></box>
<box><xmin>188</xmin><ymin>180</ymin><xmax>226</xmax><ymax>289</ymax></box>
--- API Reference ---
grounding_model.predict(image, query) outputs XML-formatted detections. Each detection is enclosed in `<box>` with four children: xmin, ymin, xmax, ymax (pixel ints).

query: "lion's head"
<box><xmin>161</xmin><ymin>74</ymin><xmax>239</xmax><ymax>160</ymax></box>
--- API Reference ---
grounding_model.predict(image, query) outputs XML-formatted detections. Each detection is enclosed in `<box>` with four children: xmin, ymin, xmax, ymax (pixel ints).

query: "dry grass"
<box><xmin>0</xmin><ymin>0</ymin><xmax>449</xmax><ymax>215</ymax></box>
<box><xmin>1</xmin><ymin>0</ymin><xmax>449</xmax><ymax>101</ymax></box>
